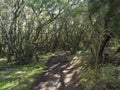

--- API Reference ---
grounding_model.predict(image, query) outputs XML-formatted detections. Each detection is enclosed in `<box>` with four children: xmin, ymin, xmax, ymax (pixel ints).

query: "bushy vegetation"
<box><xmin>80</xmin><ymin>65</ymin><xmax>120</xmax><ymax>90</ymax></box>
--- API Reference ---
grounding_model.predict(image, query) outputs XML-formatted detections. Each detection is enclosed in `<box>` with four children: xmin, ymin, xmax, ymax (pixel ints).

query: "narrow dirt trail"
<box><xmin>31</xmin><ymin>53</ymin><xmax>83</xmax><ymax>90</ymax></box>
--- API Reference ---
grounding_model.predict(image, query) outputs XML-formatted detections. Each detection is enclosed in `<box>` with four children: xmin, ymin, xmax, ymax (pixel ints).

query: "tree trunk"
<box><xmin>98</xmin><ymin>35</ymin><xmax>111</xmax><ymax>64</ymax></box>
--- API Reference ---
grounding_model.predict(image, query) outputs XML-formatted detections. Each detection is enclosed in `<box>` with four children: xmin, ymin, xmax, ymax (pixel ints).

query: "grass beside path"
<box><xmin>0</xmin><ymin>59</ymin><xmax>45</xmax><ymax>90</ymax></box>
<box><xmin>0</xmin><ymin>53</ymin><xmax>55</xmax><ymax>90</ymax></box>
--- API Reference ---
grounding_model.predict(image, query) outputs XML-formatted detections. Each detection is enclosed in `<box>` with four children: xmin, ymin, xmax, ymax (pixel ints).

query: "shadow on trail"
<box><xmin>31</xmin><ymin>54</ymin><xmax>83</xmax><ymax>90</ymax></box>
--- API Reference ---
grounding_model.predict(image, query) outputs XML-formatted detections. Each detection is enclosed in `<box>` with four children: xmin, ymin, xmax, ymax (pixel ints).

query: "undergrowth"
<box><xmin>80</xmin><ymin>64</ymin><xmax>120</xmax><ymax>90</ymax></box>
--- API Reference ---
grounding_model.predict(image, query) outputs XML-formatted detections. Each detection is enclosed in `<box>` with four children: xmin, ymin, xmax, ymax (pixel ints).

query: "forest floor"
<box><xmin>1</xmin><ymin>52</ymin><xmax>119</xmax><ymax>90</ymax></box>
<box><xmin>31</xmin><ymin>53</ymin><xmax>83</xmax><ymax>90</ymax></box>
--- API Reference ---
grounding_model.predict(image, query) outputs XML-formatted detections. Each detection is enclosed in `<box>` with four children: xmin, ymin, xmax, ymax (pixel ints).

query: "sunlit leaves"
<box><xmin>25</xmin><ymin>0</ymin><xmax>43</xmax><ymax>11</ymax></box>
<box><xmin>69</xmin><ymin>7</ymin><xmax>82</xmax><ymax>17</ymax></box>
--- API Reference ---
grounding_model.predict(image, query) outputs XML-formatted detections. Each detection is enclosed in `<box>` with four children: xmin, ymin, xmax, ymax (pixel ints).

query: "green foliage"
<box><xmin>0</xmin><ymin>0</ymin><xmax>120</xmax><ymax>90</ymax></box>
<box><xmin>109</xmin><ymin>15</ymin><xmax>120</xmax><ymax>39</ymax></box>
<box><xmin>80</xmin><ymin>65</ymin><xmax>120</xmax><ymax>90</ymax></box>
<box><xmin>88</xmin><ymin>0</ymin><xmax>120</xmax><ymax>37</ymax></box>
<box><xmin>26</xmin><ymin>0</ymin><xmax>43</xmax><ymax>10</ymax></box>
<box><xmin>69</xmin><ymin>7</ymin><xmax>82</xmax><ymax>17</ymax></box>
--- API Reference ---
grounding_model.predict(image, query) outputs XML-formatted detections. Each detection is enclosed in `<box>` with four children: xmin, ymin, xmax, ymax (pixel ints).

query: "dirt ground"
<box><xmin>31</xmin><ymin>53</ymin><xmax>83</xmax><ymax>90</ymax></box>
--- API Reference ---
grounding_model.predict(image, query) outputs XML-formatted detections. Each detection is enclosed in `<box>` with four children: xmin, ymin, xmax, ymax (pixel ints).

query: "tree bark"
<box><xmin>98</xmin><ymin>35</ymin><xmax>111</xmax><ymax>64</ymax></box>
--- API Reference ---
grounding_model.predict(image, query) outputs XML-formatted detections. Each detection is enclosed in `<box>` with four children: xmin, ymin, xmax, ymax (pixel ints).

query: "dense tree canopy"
<box><xmin>0</xmin><ymin>0</ymin><xmax>120</xmax><ymax>65</ymax></box>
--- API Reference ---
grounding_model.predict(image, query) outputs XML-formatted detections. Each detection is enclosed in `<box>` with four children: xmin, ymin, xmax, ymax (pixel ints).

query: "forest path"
<box><xmin>31</xmin><ymin>53</ymin><xmax>83</xmax><ymax>90</ymax></box>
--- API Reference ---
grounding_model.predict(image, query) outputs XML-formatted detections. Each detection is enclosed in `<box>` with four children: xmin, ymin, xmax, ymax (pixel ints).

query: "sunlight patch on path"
<box><xmin>32</xmin><ymin>54</ymin><xmax>82</xmax><ymax>90</ymax></box>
